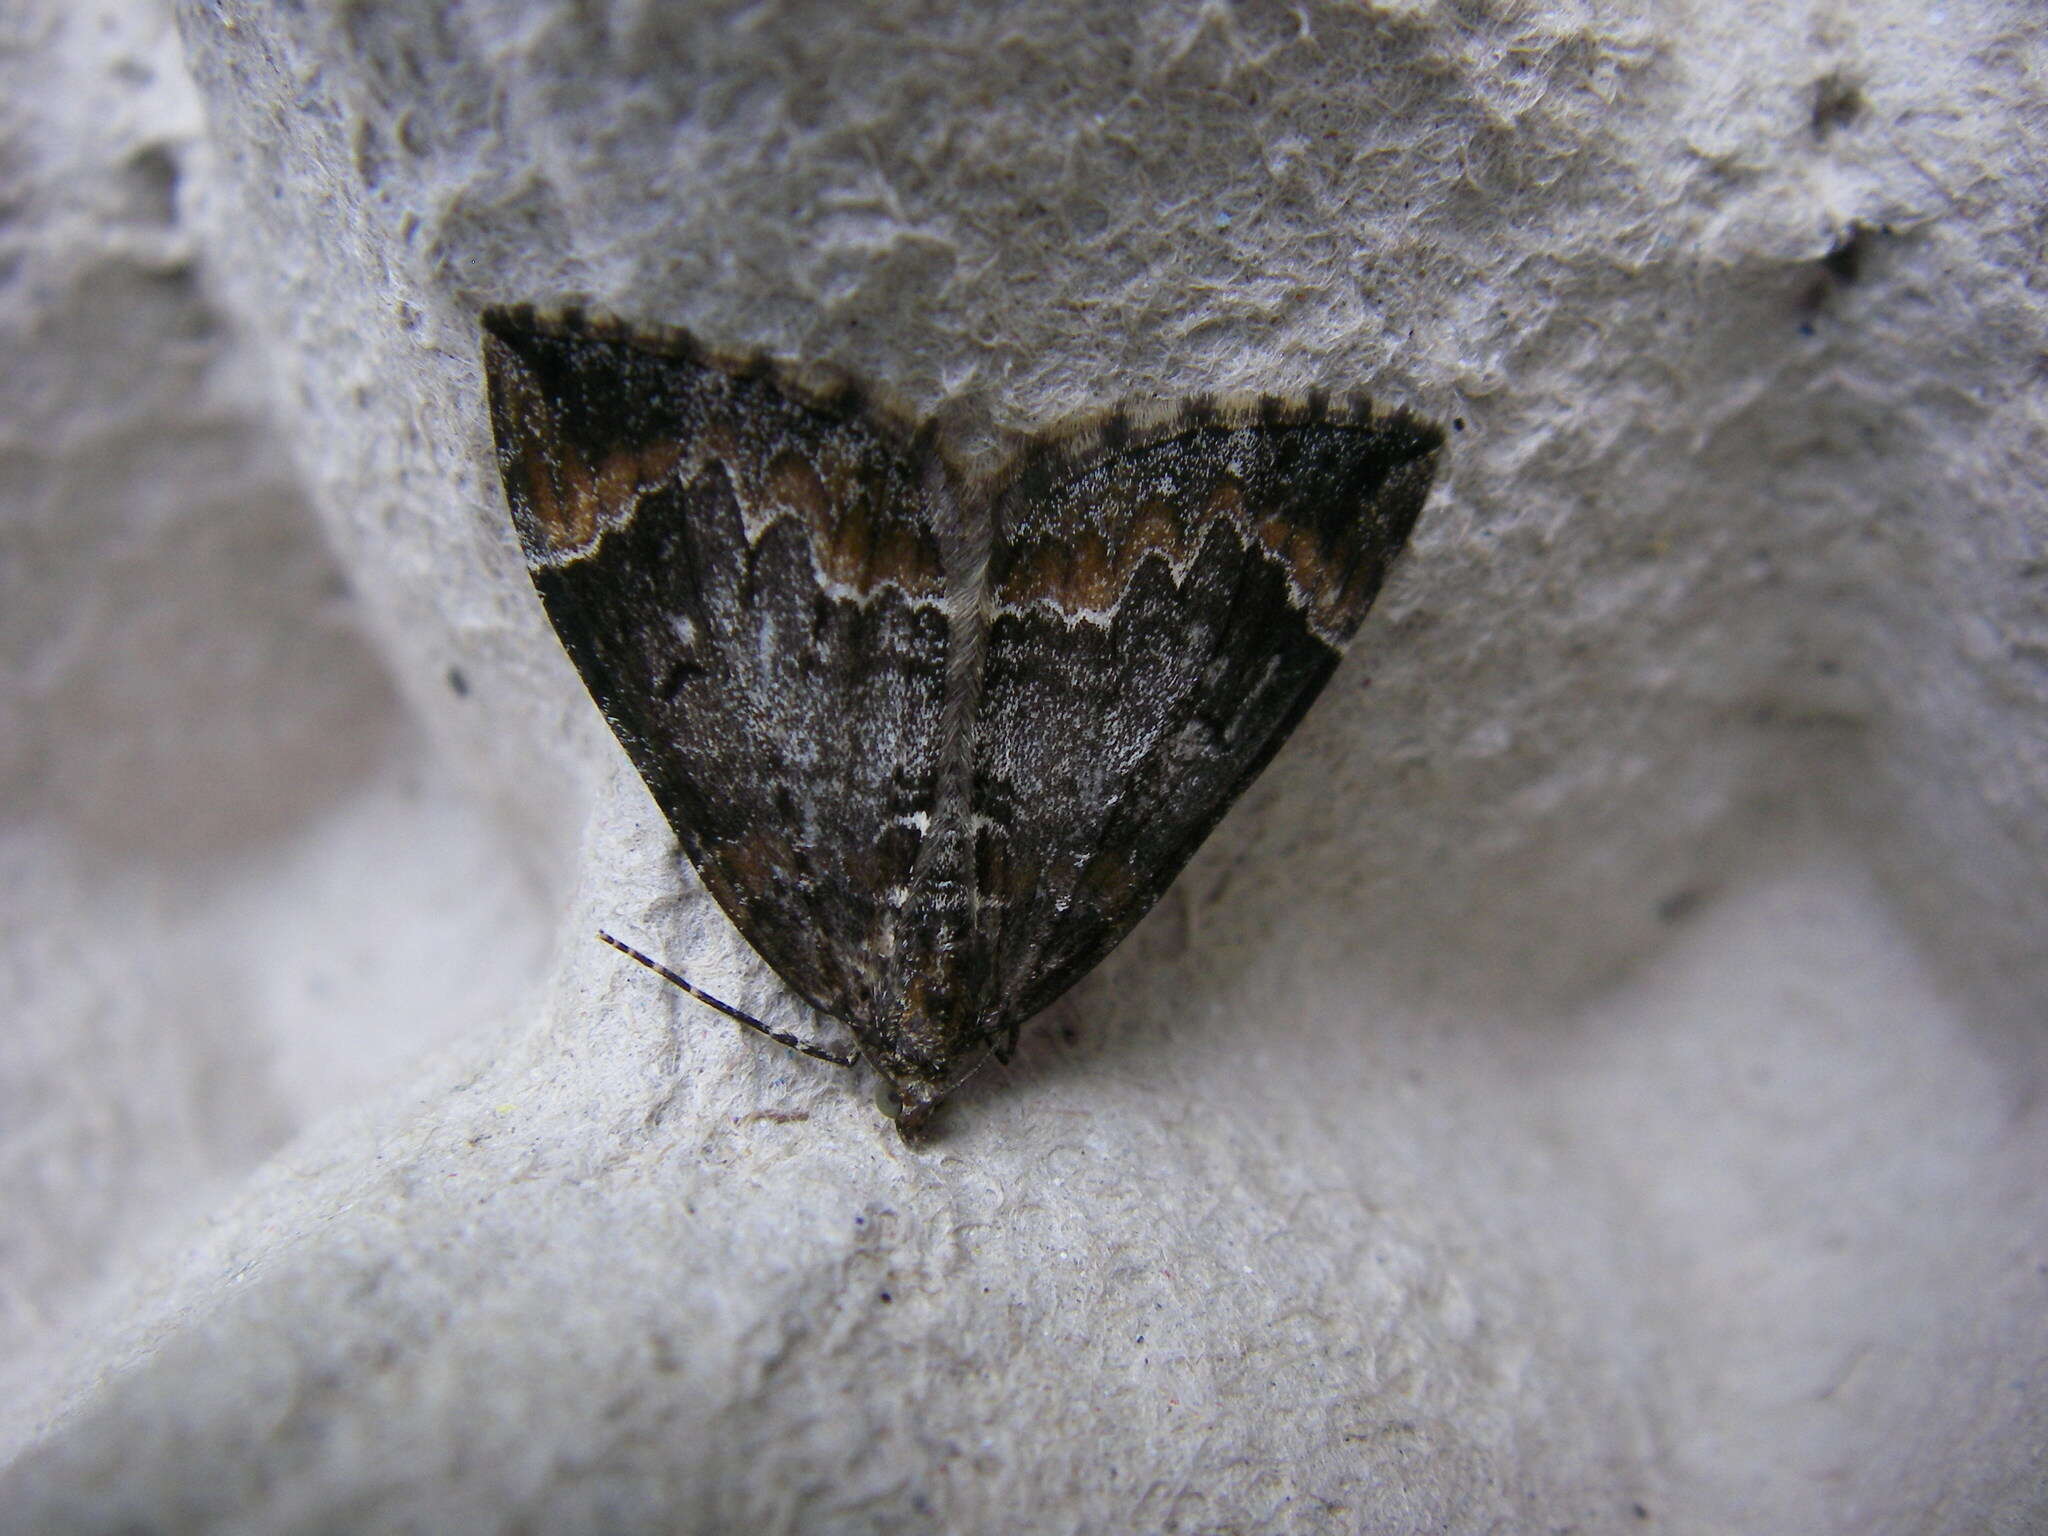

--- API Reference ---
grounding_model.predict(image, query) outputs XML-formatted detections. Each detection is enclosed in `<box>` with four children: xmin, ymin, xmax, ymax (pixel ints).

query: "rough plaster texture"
<box><xmin>3</xmin><ymin>0</ymin><xmax>2046</xmax><ymax>1531</ymax></box>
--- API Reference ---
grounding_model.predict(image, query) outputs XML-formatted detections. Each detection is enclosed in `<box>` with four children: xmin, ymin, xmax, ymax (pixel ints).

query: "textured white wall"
<box><xmin>3</xmin><ymin>0</ymin><xmax>2045</xmax><ymax>1531</ymax></box>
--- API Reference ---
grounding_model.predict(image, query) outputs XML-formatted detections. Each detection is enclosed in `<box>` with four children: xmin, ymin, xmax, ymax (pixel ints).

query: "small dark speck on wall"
<box><xmin>1656</xmin><ymin>887</ymin><xmax>1706</xmax><ymax>925</ymax></box>
<box><xmin>1796</xmin><ymin>223</ymin><xmax>1880</xmax><ymax>331</ymax></box>
<box><xmin>1821</xmin><ymin>225</ymin><xmax>1870</xmax><ymax>285</ymax></box>
<box><xmin>1810</xmin><ymin>71</ymin><xmax>1864</xmax><ymax>138</ymax></box>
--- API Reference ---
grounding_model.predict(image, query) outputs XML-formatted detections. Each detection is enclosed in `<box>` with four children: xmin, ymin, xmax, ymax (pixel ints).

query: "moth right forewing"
<box><xmin>966</xmin><ymin>405</ymin><xmax>1444</xmax><ymax>1025</ymax></box>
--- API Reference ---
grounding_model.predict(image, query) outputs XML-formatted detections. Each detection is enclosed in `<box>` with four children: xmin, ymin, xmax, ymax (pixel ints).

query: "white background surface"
<box><xmin>2</xmin><ymin>1</ymin><xmax>2044</xmax><ymax>1530</ymax></box>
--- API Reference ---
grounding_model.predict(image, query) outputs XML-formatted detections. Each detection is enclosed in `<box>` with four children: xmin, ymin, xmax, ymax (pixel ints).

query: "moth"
<box><xmin>483</xmin><ymin>307</ymin><xmax>1443</xmax><ymax>1133</ymax></box>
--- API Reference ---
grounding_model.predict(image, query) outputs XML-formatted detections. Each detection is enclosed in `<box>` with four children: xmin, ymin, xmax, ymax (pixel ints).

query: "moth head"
<box><xmin>859</xmin><ymin>1008</ymin><xmax>1002</xmax><ymax>1140</ymax></box>
<box><xmin>867</xmin><ymin>1058</ymin><xmax>972</xmax><ymax>1140</ymax></box>
<box><xmin>871</xmin><ymin>1077</ymin><xmax>928</xmax><ymax>1137</ymax></box>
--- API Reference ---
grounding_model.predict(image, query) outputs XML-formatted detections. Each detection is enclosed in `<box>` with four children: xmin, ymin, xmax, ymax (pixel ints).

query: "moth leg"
<box><xmin>597</xmin><ymin>931</ymin><xmax>857</xmax><ymax>1067</ymax></box>
<box><xmin>993</xmin><ymin>1018</ymin><xmax>1023</xmax><ymax>1065</ymax></box>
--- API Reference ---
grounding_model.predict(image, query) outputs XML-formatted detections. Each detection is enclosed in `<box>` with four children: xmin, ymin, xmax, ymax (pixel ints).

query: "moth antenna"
<box><xmin>596</xmin><ymin>930</ymin><xmax>858</xmax><ymax>1068</ymax></box>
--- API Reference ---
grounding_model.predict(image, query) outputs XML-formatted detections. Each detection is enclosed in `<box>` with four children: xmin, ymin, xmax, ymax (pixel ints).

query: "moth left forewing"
<box><xmin>482</xmin><ymin>309</ymin><xmax>957</xmax><ymax>1030</ymax></box>
<box><xmin>967</xmin><ymin>397</ymin><xmax>1444</xmax><ymax>1028</ymax></box>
